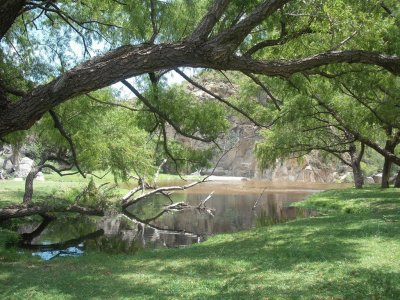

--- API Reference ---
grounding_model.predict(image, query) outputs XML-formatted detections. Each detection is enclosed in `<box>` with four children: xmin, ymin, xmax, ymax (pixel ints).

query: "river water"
<box><xmin>16</xmin><ymin>180</ymin><xmax>347</xmax><ymax>260</ymax></box>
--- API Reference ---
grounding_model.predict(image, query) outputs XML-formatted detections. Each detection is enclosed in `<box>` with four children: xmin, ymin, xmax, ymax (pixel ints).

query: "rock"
<box><xmin>372</xmin><ymin>173</ymin><xmax>383</xmax><ymax>184</ymax></box>
<box><xmin>1</xmin><ymin>159</ymin><xmax>13</xmax><ymax>171</ymax></box>
<box><xmin>177</xmin><ymin>75</ymin><xmax>350</xmax><ymax>183</ymax></box>
<box><xmin>339</xmin><ymin>172</ymin><xmax>353</xmax><ymax>183</ymax></box>
<box><xmin>364</xmin><ymin>177</ymin><xmax>375</xmax><ymax>184</ymax></box>
<box><xmin>15</xmin><ymin>157</ymin><xmax>34</xmax><ymax>178</ymax></box>
<box><xmin>201</xmin><ymin>167</ymin><xmax>226</xmax><ymax>176</ymax></box>
<box><xmin>304</xmin><ymin>165</ymin><xmax>313</xmax><ymax>171</ymax></box>
<box><xmin>14</xmin><ymin>177</ymin><xmax>24</xmax><ymax>181</ymax></box>
<box><xmin>20</xmin><ymin>157</ymin><xmax>34</xmax><ymax>165</ymax></box>
<box><xmin>35</xmin><ymin>171</ymin><xmax>45</xmax><ymax>181</ymax></box>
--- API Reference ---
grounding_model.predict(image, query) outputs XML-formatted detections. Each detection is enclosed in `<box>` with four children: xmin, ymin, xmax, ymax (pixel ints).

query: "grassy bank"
<box><xmin>1</xmin><ymin>185</ymin><xmax>400</xmax><ymax>299</ymax></box>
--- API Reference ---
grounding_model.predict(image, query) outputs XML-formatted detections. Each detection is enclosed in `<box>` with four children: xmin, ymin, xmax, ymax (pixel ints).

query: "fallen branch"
<box><xmin>252</xmin><ymin>187</ymin><xmax>267</xmax><ymax>210</ymax></box>
<box><xmin>122</xmin><ymin>211</ymin><xmax>199</xmax><ymax>237</ymax></box>
<box><xmin>163</xmin><ymin>191</ymin><xmax>216</xmax><ymax>217</ymax></box>
<box><xmin>121</xmin><ymin>180</ymin><xmax>207</xmax><ymax>208</ymax></box>
<box><xmin>0</xmin><ymin>203</ymin><xmax>104</xmax><ymax>220</ymax></box>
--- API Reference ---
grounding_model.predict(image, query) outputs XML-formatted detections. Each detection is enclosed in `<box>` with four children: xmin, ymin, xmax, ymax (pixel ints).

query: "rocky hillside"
<box><xmin>177</xmin><ymin>73</ymin><xmax>356</xmax><ymax>183</ymax></box>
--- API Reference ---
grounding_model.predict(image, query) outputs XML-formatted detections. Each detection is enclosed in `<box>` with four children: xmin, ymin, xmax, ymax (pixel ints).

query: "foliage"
<box><xmin>250</xmin><ymin>66</ymin><xmax>400</xmax><ymax>181</ymax></box>
<box><xmin>25</xmin><ymin>90</ymin><xmax>156</xmax><ymax>182</ymax></box>
<box><xmin>135</xmin><ymin>80</ymin><xmax>229</xmax><ymax>173</ymax></box>
<box><xmin>77</xmin><ymin>178</ymin><xmax>118</xmax><ymax>209</ymax></box>
<box><xmin>0</xmin><ymin>229</ymin><xmax>20</xmax><ymax>249</ymax></box>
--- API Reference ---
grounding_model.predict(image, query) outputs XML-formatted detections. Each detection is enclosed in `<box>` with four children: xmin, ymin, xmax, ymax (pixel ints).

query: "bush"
<box><xmin>0</xmin><ymin>229</ymin><xmax>20</xmax><ymax>249</ymax></box>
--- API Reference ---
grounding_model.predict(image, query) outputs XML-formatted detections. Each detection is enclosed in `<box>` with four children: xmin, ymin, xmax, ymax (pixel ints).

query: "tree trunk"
<box><xmin>349</xmin><ymin>143</ymin><xmax>364</xmax><ymax>189</ymax></box>
<box><xmin>10</xmin><ymin>144</ymin><xmax>21</xmax><ymax>173</ymax></box>
<box><xmin>0</xmin><ymin>0</ymin><xmax>26</xmax><ymax>41</ymax></box>
<box><xmin>0</xmin><ymin>204</ymin><xmax>104</xmax><ymax>220</ymax></box>
<box><xmin>23</xmin><ymin>165</ymin><xmax>40</xmax><ymax>204</ymax></box>
<box><xmin>394</xmin><ymin>170</ymin><xmax>400</xmax><ymax>188</ymax></box>
<box><xmin>352</xmin><ymin>161</ymin><xmax>364</xmax><ymax>189</ymax></box>
<box><xmin>381</xmin><ymin>157</ymin><xmax>392</xmax><ymax>188</ymax></box>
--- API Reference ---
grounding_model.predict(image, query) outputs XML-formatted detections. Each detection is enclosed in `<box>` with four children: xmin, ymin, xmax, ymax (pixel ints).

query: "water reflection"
<box><xmin>16</xmin><ymin>181</ymin><xmax>324</xmax><ymax>259</ymax></box>
<box><xmin>129</xmin><ymin>189</ymin><xmax>317</xmax><ymax>236</ymax></box>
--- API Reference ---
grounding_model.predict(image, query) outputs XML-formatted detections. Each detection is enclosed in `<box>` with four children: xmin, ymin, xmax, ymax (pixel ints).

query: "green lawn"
<box><xmin>1</xmin><ymin>184</ymin><xmax>400</xmax><ymax>299</ymax></box>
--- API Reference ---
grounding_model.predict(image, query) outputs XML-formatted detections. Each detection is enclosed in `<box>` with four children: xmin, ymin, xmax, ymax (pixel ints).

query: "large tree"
<box><xmin>1</xmin><ymin>0</ymin><xmax>400</xmax><ymax>138</ymax></box>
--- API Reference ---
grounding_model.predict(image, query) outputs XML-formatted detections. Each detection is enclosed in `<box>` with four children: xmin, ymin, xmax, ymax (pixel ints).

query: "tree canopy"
<box><xmin>1</xmin><ymin>0</ymin><xmax>400</xmax><ymax>138</ymax></box>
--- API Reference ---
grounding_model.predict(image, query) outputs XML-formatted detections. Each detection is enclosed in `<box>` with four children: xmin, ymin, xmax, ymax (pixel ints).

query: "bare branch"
<box><xmin>339</xmin><ymin>82</ymin><xmax>391</xmax><ymax>127</ymax></box>
<box><xmin>48</xmin><ymin>110</ymin><xmax>85</xmax><ymax>177</ymax></box>
<box><xmin>245</xmin><ymin>27</ymin><xmax>312</xmax><ymax>56</ymax></box>
<box><xmin>243</xmin><ymin>72</ymin><xmax>281</xmax><ymax>110</ymax></box>
<box><xmin>86</xmin><ymin>93</ymin><xmax>144</xmax><ymax>112</ymax></box>
<box><xmin>122</xmin><ymin>212</ymin><xmax>199</xmax><ymax>237</ymax></box>
<box><xmin>380</xmin><ymin>1</ymin><xmax>393</xmax><ymax>15</ymax></box>
<box><xmin>121</xmin><ymin>180</ymin><xmax>207</xmax><ymax>208</ymax></box>
<box><xmin>174</xmin><ymin>68</ymin><xmax>269</xmax><ymax>127</ymax></box>
<box><xmin>149</xmin><ymin>0</ymin><xmax>158</xmax><ymax>43</ymax></box>
<box><xmin>210</xmin><ymin>0</ymin><xmax>291</xmax><ymax>52</ymax></box>
<box><xmin>151</xmin><ymin>158</ymin><xmax>167</xmax><ymax>188</ymax></box>
<box><xmin>330</xmin><ymin>30</ymin><xmax>358</xmax><ymax>51</ymax></box>
<box><xmin>41</xmin><ymin>164</ymin><xmax>79</xmax><ymax>177</ymax></box>
<box><xmin>0</xmin><ymin>204</ymin><xmax>104</xmax><ymax>220</ymax></box>
<box><xmin>121</xmin><ymin>79</ymin><xmax>214</xmax><ymax>143</ymax></box>
<box><xmin>189</xmin><ymin>0</ymin><xmax>231</xmax><ymax>42</ymax></box>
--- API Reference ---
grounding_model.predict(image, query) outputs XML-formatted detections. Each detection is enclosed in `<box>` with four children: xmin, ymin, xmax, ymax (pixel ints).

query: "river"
<box><xmin>16</xmin><ymin>180</ymin><xmax>349</xmax><ymax>260</ymax></box>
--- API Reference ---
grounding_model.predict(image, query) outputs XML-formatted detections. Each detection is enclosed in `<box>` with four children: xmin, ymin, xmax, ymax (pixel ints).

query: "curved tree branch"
<box><xmin>48</xmin><ymin>110</ymin><xmax>85</xmax><ymax>177</ymax></box>
<box><xmin>189</xmin><ymin>0</ymin><xmax>231</xmax><ymax>42</ymax></box>
<box><xmin>174</xmin><ymin>68</ymin><xmax>270</xmax><ymax>127</ymax></box>
<box><xmin>121</xmin><ymin>79</ymin><xmax>214</xmax><ymax>143</ymax></box>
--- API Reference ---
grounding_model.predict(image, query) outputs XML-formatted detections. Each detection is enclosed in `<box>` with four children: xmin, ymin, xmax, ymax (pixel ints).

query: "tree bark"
<box><xmin>0</xmin><ymin>204</ymin><xmax>104</xmax><ymax>220</ymax></box>
<box><xmin>349</xmin><ymin>143</ymin><xmax>364</xmax><ymax>189</ymax></box>
<box><xmin>394</xmin><ymin>170</ymin><xmax>400</xmax><ymax>188</ymax></box>
<box><xmin>381</xmin><ymin>157</ymin><xmax>392</xmax><ymax>188</ymax></box>
<box><xmin>22</xmin><ymin>165</ymin><xmax>41</xmax><ymax>204</ymax></box>
<box><xmin>10</xmin><ymin>144</ymin><xmax>21</xmax><ymax>174</ymax></box>
<box><xmin>381</xmin><ymin>135</ymin><xmax>397</xmax><ymax>188</ymax></box>
<box><xmin>351</xmin><ymin>160</ymin><xmax>364</xmax><ymax>189</ymax></box>
<box><xmin>0</xmin><ymin>0</ymin><xmax>26</xmax><ymax>41</ymax></box>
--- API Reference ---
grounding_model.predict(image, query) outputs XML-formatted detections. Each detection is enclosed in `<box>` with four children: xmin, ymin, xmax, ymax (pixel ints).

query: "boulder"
<box><xmin>339</xmin><ymin>172</ymin><xmax>353</xmax><ymax>183</ymax></box>
<box><xmin>364</xmin><ymin>177</ymin><xmax>375</xmax><ymax>184</ymax></box>
<box><xmin>1</xmin><ymin>158</ymin><xmax>13</xmax><ymax>171</ymax></box>
<box><xmin>201</xmin><ymin>167</ymin><xmax>226</xmax><ymax>176</ymax></box>
<box><xmin>15</xmin><ymin>157</ymin><xmax>34</xmax><ymax>178</ymax></box>
<box><xmin>372</xmin><ymin>173</ymin><xmax>383</xmax><ymax>184</ymax></box>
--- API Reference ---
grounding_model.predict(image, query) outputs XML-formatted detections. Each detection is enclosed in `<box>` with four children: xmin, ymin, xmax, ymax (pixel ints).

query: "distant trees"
<box><xmin>250</xmin><ymin>66</ymin><xmax>400</xmax><ymax>188</ymax></box>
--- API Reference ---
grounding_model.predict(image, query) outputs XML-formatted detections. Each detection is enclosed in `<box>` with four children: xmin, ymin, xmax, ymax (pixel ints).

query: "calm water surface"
<box><xmin>16</xmin><ymin>180</ymin><xmax>347</xmax><ymax>260</ymax></box>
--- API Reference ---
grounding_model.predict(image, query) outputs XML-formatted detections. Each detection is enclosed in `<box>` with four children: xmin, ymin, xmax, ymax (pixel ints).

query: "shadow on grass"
<box><xmin>1</xmin><ymin>211</ymin><xmax>399</xmax><ymax>299</ymax></box>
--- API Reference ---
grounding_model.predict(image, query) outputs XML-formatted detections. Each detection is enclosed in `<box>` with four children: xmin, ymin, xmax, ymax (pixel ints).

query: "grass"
<box><xmin>1</xmin><ymin>182</ymin><xmax>400</xmax><ymax>299</ymax></box>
